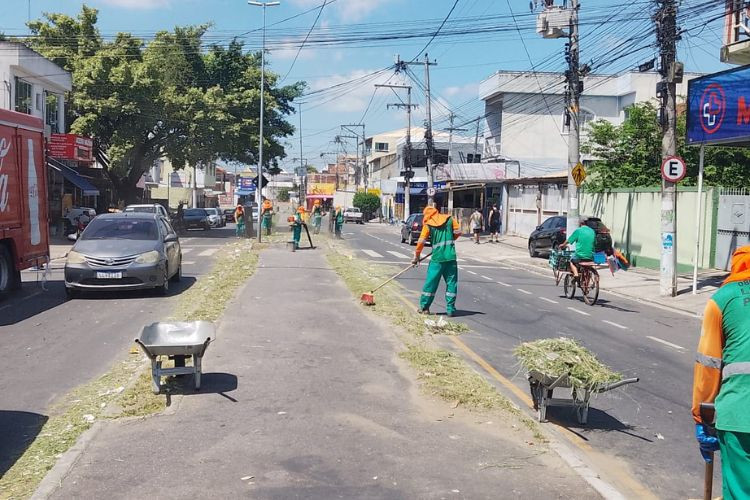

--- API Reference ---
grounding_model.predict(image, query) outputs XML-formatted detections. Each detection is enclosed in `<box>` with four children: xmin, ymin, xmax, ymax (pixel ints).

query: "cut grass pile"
<box><xmin>514</xmin><ymin>337</ymin><xmax>622</xmax><ymax>391</ymax></box>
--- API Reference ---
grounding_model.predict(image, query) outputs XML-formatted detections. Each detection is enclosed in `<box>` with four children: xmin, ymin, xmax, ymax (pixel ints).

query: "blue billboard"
<box><xmin>687</xmin><ymin>64</ymin><xmax>750</xmax><ymax>146</ymax></box>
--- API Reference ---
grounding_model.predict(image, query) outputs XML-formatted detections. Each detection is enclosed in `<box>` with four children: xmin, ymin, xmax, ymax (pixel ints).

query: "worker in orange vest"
<box><xmin>261</xmin><ymin>199</ymin><xmax>273</xmax><ymax>236</ymax></box>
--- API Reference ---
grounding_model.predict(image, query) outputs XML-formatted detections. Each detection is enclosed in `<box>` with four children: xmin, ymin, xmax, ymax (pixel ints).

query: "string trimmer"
<box><xmin>360</xmin><ymin>253</ymin><xmax>430</xmax><ymax>306</ymax></box>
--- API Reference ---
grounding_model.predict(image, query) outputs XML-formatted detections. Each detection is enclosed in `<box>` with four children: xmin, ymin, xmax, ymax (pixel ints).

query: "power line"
<box><xmin>280</xmin><ymin>0</ymin><xmax>328</xmax><ymax>83</ymax></box>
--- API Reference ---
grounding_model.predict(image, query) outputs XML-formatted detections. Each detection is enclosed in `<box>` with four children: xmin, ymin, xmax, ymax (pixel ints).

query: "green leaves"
<box><xmin>27</xmin><ymin>6</ymin><xmax>303</xmax><ymax>202</ymax></box>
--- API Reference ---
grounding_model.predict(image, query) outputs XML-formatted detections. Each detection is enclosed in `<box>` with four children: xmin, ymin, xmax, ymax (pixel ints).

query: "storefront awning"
<box><xmin>49</xmin><ymin>160</ymin><xmax>100</xmax><ymax>196</ymax></box>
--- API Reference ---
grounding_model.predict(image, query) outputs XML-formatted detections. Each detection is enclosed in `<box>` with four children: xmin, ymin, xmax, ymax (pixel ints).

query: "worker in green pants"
<box><xmin>292</xmin><ymin>206</ymin><xmax>305</xmax><ymax>249</ymax></box>
<box><xmin>412</xmin><ymin>205</ymin><xmax>462</xmax><ymax>316</ymax></box>
<box><xmin>261</xmin><ymin>199</ymin><xmax>273</xmax><ymax>236</ymax></box>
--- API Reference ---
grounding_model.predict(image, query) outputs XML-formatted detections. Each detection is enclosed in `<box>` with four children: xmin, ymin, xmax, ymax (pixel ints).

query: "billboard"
<box><xmin>47</xmin><ymin>134</ymin><xmax>94</xmax><ymax>163</ymax></box>
<box><xmin>687</xmin><ymin>65</ymin><xmax>750</xmax><ymax>146</ymax></box>
<box><xmin>308</xmin><ymin>183</ymin><xmax>335</xmax><ymax>195</ymax></box>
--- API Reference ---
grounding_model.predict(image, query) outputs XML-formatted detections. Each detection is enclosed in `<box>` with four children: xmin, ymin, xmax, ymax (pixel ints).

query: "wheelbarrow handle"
<box><xmin>597</xmin><ymin>377</ymin><xmax>639</xmax><ymax>393</ymax></box>
<box><xmin>133</xmin><ymin>338</ymin><xmax>155</xmax><ymax>360</ymax></box>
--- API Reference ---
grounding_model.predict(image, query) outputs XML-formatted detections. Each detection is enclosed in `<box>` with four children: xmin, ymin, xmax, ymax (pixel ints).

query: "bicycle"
<box><xmin>550</xmin><ymin>250</ymin><xmax>600</xmax><ymax>306</ymax></box>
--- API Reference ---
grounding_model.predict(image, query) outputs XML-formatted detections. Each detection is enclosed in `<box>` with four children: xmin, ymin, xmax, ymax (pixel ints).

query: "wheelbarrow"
<box><xmin>527</xmin><ymin>370</ymin><xmax>639</xmax><ymax>424</ymax></box>
<box><xmin>135</xmin><ymin>321</ymin><xmax>215</xmax><ymax>394</ymax></box>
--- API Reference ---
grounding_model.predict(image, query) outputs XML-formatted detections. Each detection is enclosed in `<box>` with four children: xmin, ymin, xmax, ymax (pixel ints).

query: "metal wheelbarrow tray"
<box><xmin>135</xmin><ymin>321</ymin><xmax>215</xmax><ymax>394</ymax></box>
<box><xmin>527</xmin><ymin>370</ymin><xmax>638</xmax><ymax>424</ymax></box>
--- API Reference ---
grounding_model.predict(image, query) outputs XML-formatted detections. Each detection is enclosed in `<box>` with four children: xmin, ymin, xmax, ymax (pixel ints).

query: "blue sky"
<box><xmin>1</xmin><ymin>0</ymin><xmax>731</xmax><ymax>171</ymax></box>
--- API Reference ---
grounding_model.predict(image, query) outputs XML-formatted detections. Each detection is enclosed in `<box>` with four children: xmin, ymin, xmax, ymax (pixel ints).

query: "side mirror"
<box><xmin>164</xmin><ymin>234</ymin><xmax>179</xmax><ymax>243</ymax></box>
<box><xmin>536</xmin><ymin>225</ymin><xmax>542</xmax><ymax>231</ymax></box>
<box><xmin>67</xmin><ymin>233</ymin><xmax>78</xmax><ymax>242</ymax></box>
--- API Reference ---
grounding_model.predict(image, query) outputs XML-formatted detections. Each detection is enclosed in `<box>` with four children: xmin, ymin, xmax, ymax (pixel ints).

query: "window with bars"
<box><xmin>14</xmin><ymin>77</ymin><xmax>32</xmax><ymax>114</ymax></box>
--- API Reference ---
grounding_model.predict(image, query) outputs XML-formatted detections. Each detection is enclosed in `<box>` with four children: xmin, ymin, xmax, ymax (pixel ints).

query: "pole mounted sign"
<box><xmin>571</xmin><ymin>162</ymin><xmax>586</xmax><ymax>187</ymax></box>
<box><xmin>660</xmin><ymin>156</ymin><xmax>687</xmax><ymax>183</ymax></box>
<box><xmin>687</xmin><ymin>65</ymin><xmax>750</xmax><ymax>146</ymax></box>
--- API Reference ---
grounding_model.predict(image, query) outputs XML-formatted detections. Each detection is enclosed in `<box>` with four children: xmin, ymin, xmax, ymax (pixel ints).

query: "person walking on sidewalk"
<box><xmin>234</xmin><ymin>204</ymin><xmax>245</xmax><ymax>238</ymax></box>
<box><xmin>488</xmin><ymin>204</ymin><xmax>501</xmax><ymax>243</ymax></box>
<box><xmin>412</xmin><ymin>205</ymin><xmax>462</xmax><ymax>316</ymax></box>
<box><xmin>261</xmin><ymin>199</ymin><xmax>274</xmax><ymax>236</ymax></box>
<box><xmin>311</xmin><ymin>200</ymin><xmax>323</xmax><ymax>234</ymax></box>
<box><xmin>692</xmin><ymin>245</ymin><xmax>750</xmax><ymax>499</ymax></box>
<box><xmin>334</xmin><ymin>206</ymin><xmax>344</xmax><ymax>239</ymax></box>
<box><xmin>470</xmin><ymin>207</ymin><xmax>484</xmax><ymax>244</ymax></box>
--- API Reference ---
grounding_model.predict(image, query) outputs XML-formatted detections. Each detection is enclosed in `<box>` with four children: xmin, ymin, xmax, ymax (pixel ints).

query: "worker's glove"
<box><xmin>411</xmin><ymin>256</ymin><xmax>420</xmax><ymax>267</ymax></box>
<box><xmin>695</xmin><ymin>423</ymin><xmax>719</xmax><ymax>463</ymax></box>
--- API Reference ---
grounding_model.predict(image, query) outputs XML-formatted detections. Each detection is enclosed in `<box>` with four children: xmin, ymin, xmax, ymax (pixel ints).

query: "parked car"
<box><xmin>124</xmin><ymin>204</ymin><xmax>169</xmax><ymax>218</ymax></box>
<box><xmin>401</xmin><ymin>213</ymin><xmax>428</xmax><ymax>246</ymax></box>
<box><xmin>344</xmin><ymin>207</ymin><xmax>363</xmax><ymax>224</ymax></box>
<box><xmin>205</xmin><ymin>208</ymin><xmax>225</xmax><ymax>228</ymax></box>
<box><xmin>64</xmin><ymin>213</ymin><xmax>181</xmax><ymax>297</ymax></box>
<box><xmin>223</xmin><ymin>208</ymin><xmax>235</xmax><ymax>223</ymax></box>
<box><xmin>528</xmin><ymin>215</ymin><xmax>613</xmax><ymax>257</ymax></box>
<box><xmin>182</xmin><ymin>208</ymin><xmax>211</xmax><ymax>231</ymax></box>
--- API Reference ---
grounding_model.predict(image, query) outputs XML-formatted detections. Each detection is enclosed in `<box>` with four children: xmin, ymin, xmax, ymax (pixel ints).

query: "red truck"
<box><xmin>0</xmin><ymin>108</ymin><xmax>49</xmax><ymax>296</ymax></box>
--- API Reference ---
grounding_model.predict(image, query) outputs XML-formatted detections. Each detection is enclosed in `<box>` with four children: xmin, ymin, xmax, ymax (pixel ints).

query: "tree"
<box><xmin>277</xmin><ymin>187</ymin><xmax>291</xmax><ymax>202</ymax></box>
<box><xmin>353</xmin><ymin>192</ymin><xmax>380</xmax><ymax>220</ymax></box>
<box><xmin>306</xmin><ymin>165</ymin><xmax>318</xmax><ymax>174</ymax></box>
<box><xmin>583</xmin><ymin>102</ymin><xmax>750</xmax><ymax>190</ymax></box>
<box><xmin>26</xmin><ymin>7</ymin><xmax>304</xmax><ymax>203</ymax></box>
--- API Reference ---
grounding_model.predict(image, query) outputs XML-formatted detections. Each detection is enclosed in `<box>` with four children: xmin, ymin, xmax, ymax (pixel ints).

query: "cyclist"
<box><xmin>559</xmin><ymin>217</ymin><xmax>595</xmax><ymax>280</ymax></box>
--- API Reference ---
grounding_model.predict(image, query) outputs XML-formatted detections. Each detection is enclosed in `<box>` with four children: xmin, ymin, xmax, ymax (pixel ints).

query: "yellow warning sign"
<box><xmin>572</xmin><ymin>162</ymin><xmax>586</xmax><ymax>187</ymax></box>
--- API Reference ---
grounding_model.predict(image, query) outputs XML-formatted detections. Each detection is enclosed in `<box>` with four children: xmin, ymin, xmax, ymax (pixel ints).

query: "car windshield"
<box><xmin>185</xmin><ymin>209</ymin><xmax>207</xmax><ymax>216</ymax></box>
<box><xmin>81</xmin><ymin>218</ymin><xmax>159</xmax><ymax>240</ymax></box>
<box><xmin>125</xmin><ymin>206</ymin><xmax>155</xmax><ymax>213</ymax></box>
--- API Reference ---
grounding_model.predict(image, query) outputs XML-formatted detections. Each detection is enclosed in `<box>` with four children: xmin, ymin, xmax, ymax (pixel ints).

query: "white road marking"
<box><xmin>497</xmin><ymin>281</ymin><xmax>511</xmax><ymax>287</ymax></box>
<box><xmin>646</xmin><ymin>336</ymin><xmax>685</xmax><ymax>350</ymax></box>
<box><xmin>181</xmin><ymin>248</ymin><xmax>193</xmax><ymax>254</ymax></box>
<box><xmin>539</xmin><ymin>297</ymin><xmax>558</xmax><ymax>304</ymax></box>
<box><xmin>517</xmin><ymin>288</ymin><xmax>533</xmax><ymax>295</ymax></box>
<box><xmin>198</xmin><ymin>248</ymin><xmax>218</xmax><ymax>257</ymax></box>
<box><xmin>362</xmin><ymin>249</ymin><xmax>384</xmax><ymax>258</ymax></box>
<box><xmin>602</xmin><ymin>320</ymin><xmax>628</xmax><ymax>330</ymax></box>
<box><xmin>466</xmin><ymin>270</ymin><xmax>478</xmax><ymax>275</ymax></box>
<box><xmin>181</xmin><ymin>261</ymin><xmax>196</xmax><ymax>265</ymax></box>
<box><xmin>567</xmin><ymin>307</ymin><xmax>590</xmax><ymax>316</ymax></box>
<box><xmin>387</xmin><ymin>250</ymin><xmax>410</xmax><ymax>259</ymax></box>
<box><xmin>481</xmin><ymin>275</ymin><xmax>493</xmax><ymax>281</ymax></box>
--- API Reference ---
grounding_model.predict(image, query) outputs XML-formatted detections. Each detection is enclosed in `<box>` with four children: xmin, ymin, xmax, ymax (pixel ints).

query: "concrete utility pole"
<box><xmin>566</xmin><ymin>0</ymin><xmax>581</xmax><ymax>239</ymax></box>
<box><xmin>249</xmin><ymin>0</ymin><xmax>280</xmax><ymax>242</ymax></box>
<box><xmin>299</xmin><ymin>102</ymin><xmax>305</xmax><ymax>208</ymax></box>
<box><xmin>377</xmin><ymin>83</ymin><xmax>418</xmax><ymax>220</ymax></box>
<box><xmin>657</xmin><ymin>0</ymin><xmax>679</xmax><ymax>297</ymax></box>
<box><xmin>341</xmin><ymin>124</ymin><xmax>365</xmax><ymax>188</ymax></box>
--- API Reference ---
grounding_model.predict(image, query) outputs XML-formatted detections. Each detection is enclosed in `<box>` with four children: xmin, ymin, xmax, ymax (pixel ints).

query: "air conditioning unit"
<box><xmin>536</xmin><ymin>6</ymin><xmax>572</xmax><ymax>39</ymax></box>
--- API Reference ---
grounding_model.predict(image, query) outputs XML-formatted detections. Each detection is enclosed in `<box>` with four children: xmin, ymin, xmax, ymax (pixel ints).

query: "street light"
<box><xmin>248</xmin><ymin>0</ymin><xmax>280</xmax><ymax>242</ymax></box>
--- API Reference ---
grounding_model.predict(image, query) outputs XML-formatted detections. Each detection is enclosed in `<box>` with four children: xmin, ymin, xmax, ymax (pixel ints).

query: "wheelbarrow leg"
<box><xmin>151</xmin><ymin>359</ymin><xmax>162</xmax><ymax>394</ymax></box>
<box><xmin>194</xmin><ymin>354</ymin><xmax>202</xmax><ymax>390</ymax></box>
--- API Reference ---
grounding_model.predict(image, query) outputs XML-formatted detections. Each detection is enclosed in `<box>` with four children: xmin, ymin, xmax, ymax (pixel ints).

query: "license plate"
<box><xmin>96</xmin><ymin>271</ymin><xmax>122</xmax><ymax>279</ymax></box>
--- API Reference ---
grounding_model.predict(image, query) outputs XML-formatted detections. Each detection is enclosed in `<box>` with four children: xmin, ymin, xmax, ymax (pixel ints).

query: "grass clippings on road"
<box><xmin>0</xmin><ymin>241</ymin><xmax>260</xmax><ymax>500</ymax></box>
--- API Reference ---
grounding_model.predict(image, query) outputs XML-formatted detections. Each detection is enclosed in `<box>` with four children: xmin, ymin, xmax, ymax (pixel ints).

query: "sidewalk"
<box><xmin>456</xmin><ymin>233</ymin><xmax>724</xmax><ymax>317</ymax></box>
<box><xmin>44</xmin><ymin>247</ymin><xmax>597</xmax><ymax>499</ymax></box>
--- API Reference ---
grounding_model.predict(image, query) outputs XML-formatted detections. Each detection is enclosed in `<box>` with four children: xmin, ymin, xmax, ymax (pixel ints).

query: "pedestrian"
<box><xmin>412</xmin><ymin>205</ymin><xmax>461</xmax><ymax>317</ymax></box>
<box><xmin>292</xmin><ymin>206</ymin><xmax>305</xmax><ymax>249</ymax></box>
<box><xmin>260</xmin><ymin>199</ymin><xmax>274</xmax><ymax>236</ymax></box>
<box><xmin>311</xmin><ymin>200</ymin><xmax>323</xmax><ymax>234</ymax></box>
<box><xmin>470</xmin><ymin>207</ymin><xmax>483</xmax><ymax>244</ymax></box>
<box><xmin>334</xmin><ymin>206</ymin><xmax>344</xmax><ymax>239</ymax></box>
<box><xmin>692</xmin><ymin>245</ymin><xmax>750</xmax><ymax>499</ymax></box>
<box><xmin>488</xmin><ymin>204</ymin><xmax>501</xmax><ymax>243</ymax></box>
<box><xmin>234</xmin><ymin>204</ymin><xmax>245</xmax><ymax>238</ymax></box>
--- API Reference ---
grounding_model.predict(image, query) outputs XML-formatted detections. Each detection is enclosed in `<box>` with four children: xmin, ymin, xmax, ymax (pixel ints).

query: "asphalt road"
<box><xmin>0</xmin><ymin>225</ymin><xmax>237</xmax><ymax>475</ymax></box>
<box><xmin>342</xmin><ymin>222</ymin><xmax>710</xmax><ymax>500</ymax></box>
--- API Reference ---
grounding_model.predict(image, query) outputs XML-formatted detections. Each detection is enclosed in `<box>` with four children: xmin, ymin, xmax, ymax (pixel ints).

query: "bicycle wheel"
<box><xmin>582</xmin><ymin>268</ymin><xmax>600</xmax><ymax>306</ymax></box>
<box><xmin>563</xmin><ymin>274</ymin><xmax>576</xmax><ymax>299</ymax></box>
<box><xmin>553</xmin><ymin>268</ymin><xmax>562</xmax><ymax>286</ymax></box>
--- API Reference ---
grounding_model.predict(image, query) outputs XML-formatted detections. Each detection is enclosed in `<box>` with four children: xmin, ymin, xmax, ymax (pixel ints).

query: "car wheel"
<box><xmin>401</xmin><ymin>232</ymin><xmax>406</xmax><ymax>243</ymax></box>
<box><xmin>158</xmin><ymin>266</ymin><xmax>170</xmax><ymax>296</ymax></box>
<box><xmin>0</xmin><ymin>245</ymin><xmax>21</xmax><ymax>296</ymax></box>
<box><xmin>409</xmin><ymin>233</ymin><xmax>416</xmax><ymax>246</ymax></box>
<box><xmin>170</xmin><ymin>259</ymin><xmax>182</xmax><ymax>283</ymax></box>
<box><xmin>529</xmin><ymin>241</ymin><xmax>539</xmax><ymax>258</ymax></box>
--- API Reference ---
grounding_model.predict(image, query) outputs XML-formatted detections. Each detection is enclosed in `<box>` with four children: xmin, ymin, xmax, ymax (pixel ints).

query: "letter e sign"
<box><xmin>660</xmin><ymin>156</ymin><xmax>687</xmax><ymax>183</ymax></box>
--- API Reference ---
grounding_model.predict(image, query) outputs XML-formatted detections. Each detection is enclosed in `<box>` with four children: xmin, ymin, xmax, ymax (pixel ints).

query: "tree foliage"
<box><xmin>277</xmin><ymin>187</ymin><xmax>291</xmax><ymax>202</ymax></box>
<box><xmin>353</xmin><ymin>192</ymin><xmax>380</xmax><ymax>220</ymax></box>
<box><xmin>582</xmin><ymin>102</ymin><xmax>750</xmax><ymax>190</ymax></box>
<box><xmin>26</xmin><ymin>7</ymin><xmax>304</xmax><ymax>202</ymax></box>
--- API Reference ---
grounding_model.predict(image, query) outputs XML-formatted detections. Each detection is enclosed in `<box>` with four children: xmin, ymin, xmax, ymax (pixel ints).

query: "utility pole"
<box><xmin>565</xmin><ymin>0</ymin><xmax>581</xmax><ymax>239</ymax></box>
<box><xmin>299</xmin><ymin>102</ymin><xmax>305</xmax><ymax>208</ymax></box>
<box><xmin>249</xmin><ymin>0</ymin><xmax>280</xmax><ymax>242</ymax></box>
<box><xmin>657</xmin><ymin>0</ymin><xmax>680</xmax><ymax>297</ymax></box>
<box><xmin>377</xmin><ymin>83</ymin><xmax>418</xmax><ymax>220</ymax></box>
<box><xmin>446</xmin><ymin>112</ymin><xmax>468</xmax><ymax>166</ymax></box>
<box><xmin>473</xmin><ymin>116</ymin><xmax>481</xmax><ymax>162</ymax></box>
<box><xmin>341</xmin><ymin>124</ymin><xmax>365</xmax><ymax>188</ymax></box>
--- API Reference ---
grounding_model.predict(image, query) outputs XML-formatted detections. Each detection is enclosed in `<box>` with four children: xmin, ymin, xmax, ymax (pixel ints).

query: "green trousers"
<box><xmin>419</xmin><ymin>260</ymin><xmax>458</xmax><ymax>314</ymax></box>
<box><xmin>262</xmin><ymin>215</ymin><xmax>272</xmax><ymax>235</ymax></box>
<box><xmin>718</xmin><ymin>430</ymin><xmax>750</xmax><ymax>499</ymax></box>
<box><xmin>292</xmin><ymin>224</ymin><xmax>302</xmax><ymax>248</ymax></box>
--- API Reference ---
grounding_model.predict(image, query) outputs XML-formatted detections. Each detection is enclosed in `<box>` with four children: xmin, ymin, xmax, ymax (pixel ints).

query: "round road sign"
<box><xmin>660</xmin><ymin>156</ymin><xmax>687</xmax><ymax>183</ymax></box>
<box><xmin>427</xmin><ymin>187</ymin><xmax>436</xmax><ymax>197</ymax></box>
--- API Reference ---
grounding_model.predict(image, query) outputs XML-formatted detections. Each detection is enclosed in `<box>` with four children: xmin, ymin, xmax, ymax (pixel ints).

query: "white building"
<box><xmin>0</xmin><ymin>41</ymin><xmax>72</xmax><ymax>134</ymax></box>
<box><xmin>478</xmin><ymin>71</ymin><xmax>698</xmax><ymax>172</ymax></box>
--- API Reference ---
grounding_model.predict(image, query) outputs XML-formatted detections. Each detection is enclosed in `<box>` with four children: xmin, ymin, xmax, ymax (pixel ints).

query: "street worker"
<box><xmin>334</xmin><ymin>206</ymin><xmax>344</xmax><ymax>239</ymax></box>
<box><xmin>234</xmin><ymin>204</ymin><xmax>245</xmax><ymax>238</ymax></box>
<box><xmin>292</xmin><ymin>206</ymin><xmax>305</xmax><ymax>249</ymax></box>
<box><xmin>261</xmin><ymin>199</ymin><xmax>274</xmax><ymax>236</ymax></box>
<box><xmin>692</xmin><ymin>245</ymin><xmax>750</xmax><ymax>499</ymax></box>
<box><xmin>311</xmin><ymin>200</ymin><xmax>324</xmax><ymax>235</ymax></box>
<box><xmin>412</xmin><ymin>205</ymin><xmax>461</xmax><ymax>317</ymax></box>
<box><xmin>559</xmin><ymin>217</ymin><xmax>595</xmax><ymax>280</ymax></box>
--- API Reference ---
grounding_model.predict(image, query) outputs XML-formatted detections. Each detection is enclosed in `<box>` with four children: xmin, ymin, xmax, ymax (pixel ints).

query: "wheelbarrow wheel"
<box><xmin>529</xmin><ymin>380</ymin><xmax>540</xmax><ymax>411</ymax></box>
